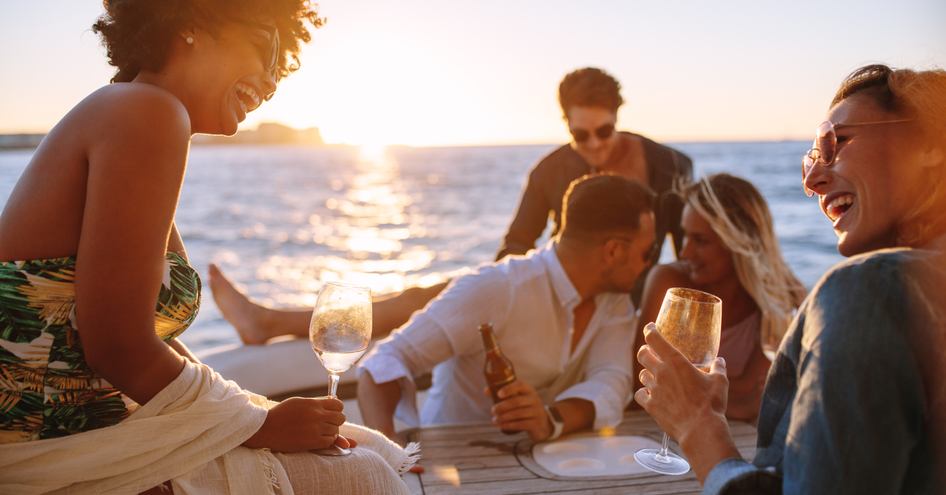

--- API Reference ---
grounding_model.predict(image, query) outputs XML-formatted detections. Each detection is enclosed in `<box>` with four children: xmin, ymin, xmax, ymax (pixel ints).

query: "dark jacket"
<box><xmin>497</xmin><ymin>132</ymin><xmax>693</xmax><ymax>262</ymax></box>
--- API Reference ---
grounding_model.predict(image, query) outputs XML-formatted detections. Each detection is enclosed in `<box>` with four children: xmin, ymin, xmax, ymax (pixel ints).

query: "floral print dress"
<box><xmin>0</xmin><ymin>252</ymin><xmax>200</xmax><ymax>443</ymax></box>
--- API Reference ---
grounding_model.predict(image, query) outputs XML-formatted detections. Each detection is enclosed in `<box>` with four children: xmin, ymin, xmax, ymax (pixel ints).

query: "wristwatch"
<box><xmin>545</xmin><ymin>404</ymin><xmax>565</xmax><ymax>441</ymax></box>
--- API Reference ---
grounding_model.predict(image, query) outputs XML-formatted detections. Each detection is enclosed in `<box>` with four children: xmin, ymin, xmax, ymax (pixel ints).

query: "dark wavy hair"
<box><xmin>560</xmin><ymin>174</ymin><xmax>655</xmax><ymax>241</ymax></box>
<box><xmin>92</xmin><ymin>0</ymin><xmax>324</xmax><ymax>83</ymax></box>
<box><xmin>558</xmin><ymin>67</ymin><xmax>625</xmax><ymax>115</ymax></box>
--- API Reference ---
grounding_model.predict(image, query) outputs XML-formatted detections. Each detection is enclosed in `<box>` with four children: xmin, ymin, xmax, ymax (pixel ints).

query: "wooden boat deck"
<box><xmin>402</xmin><ymin>410</ymin><xmax>757</xmax><ymax>494</ymax></box>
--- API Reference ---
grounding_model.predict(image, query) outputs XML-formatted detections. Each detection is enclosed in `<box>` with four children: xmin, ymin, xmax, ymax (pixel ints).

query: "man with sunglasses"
<box><xmin>498</xmin><ymin>68</ymin><xmax>693</xmax><ymax>292</ymax></box>
<box><xmin>358</xmin><ymin>175</ymin><xmax>657</xmax><ymax>443</ymax></box>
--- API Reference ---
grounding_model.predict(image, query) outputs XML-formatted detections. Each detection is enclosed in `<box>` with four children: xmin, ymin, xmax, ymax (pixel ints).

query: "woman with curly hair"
<box><xmin>0</xmin><ymin>1</ymin><xmax>412</xmax><ymax>493</ymax></box>
<box><xmin>634</xmin><ymin>174</ymin><xmax>807</xmax><ymax>422</ymax></box>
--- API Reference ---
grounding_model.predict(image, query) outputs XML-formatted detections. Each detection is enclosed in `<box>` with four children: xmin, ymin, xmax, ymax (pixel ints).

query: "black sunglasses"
<box><xmin>569</xmin><ymin>123</ymin><xmax>615</xmax><ymax>143</ymax></box>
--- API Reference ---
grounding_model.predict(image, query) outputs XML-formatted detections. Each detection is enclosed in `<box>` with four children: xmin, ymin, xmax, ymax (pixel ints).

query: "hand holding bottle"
<box><xmin>489</xmin><ymin>379</ymin><xmax>552</xmax><ymax>442</ymax></box>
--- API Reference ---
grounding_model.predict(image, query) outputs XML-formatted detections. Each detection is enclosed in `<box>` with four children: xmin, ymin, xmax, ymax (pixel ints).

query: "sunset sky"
<box><xmin>1</xmin><ymin>0</ymin><xmax>944</xmax><ymax>146</ymax></box>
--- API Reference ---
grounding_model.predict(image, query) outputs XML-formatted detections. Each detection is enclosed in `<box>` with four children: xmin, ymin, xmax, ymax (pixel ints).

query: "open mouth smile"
<box><xmin>234</xmin><ymin>82</ymin><xmax>262</xmax><ymax>114</ymax></box>
<box><xmin>822</xmin><ymin>192</ymin><xmax>855</xmax><ymax>225</ymax></box>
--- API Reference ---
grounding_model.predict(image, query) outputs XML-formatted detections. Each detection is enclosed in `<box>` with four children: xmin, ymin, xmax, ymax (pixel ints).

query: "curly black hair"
<box><xmin>92</xmin><ymin>0</ymin><xmax>323</xmax><ymax>83</ymax></box>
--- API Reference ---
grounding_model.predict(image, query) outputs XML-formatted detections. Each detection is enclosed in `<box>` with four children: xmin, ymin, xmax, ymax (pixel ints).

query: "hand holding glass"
<box><xmin>309</xmin><ymin>282</ymin><xmax>372</xmax><ymax>456</ymax></box>
<box><xmin>635</xmin><ymin>287</ymin><xmax>722</xmax><ymax>475</ymax></box>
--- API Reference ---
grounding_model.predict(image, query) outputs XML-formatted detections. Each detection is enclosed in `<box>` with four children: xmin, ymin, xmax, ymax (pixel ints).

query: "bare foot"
<box><xmin>208</xmin><ymin>263</ymin><xmax>271</xmax><ymax>345</ymax></box>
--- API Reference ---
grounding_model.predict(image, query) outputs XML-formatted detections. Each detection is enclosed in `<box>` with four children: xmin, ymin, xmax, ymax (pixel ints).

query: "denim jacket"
<box><xmin>703</xmin><ymin>248</ymin><xmax>944</xmax><ymax>494</ymax></box>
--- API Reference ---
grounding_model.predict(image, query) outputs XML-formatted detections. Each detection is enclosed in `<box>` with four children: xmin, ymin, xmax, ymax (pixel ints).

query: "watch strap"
<box><xmin>545</xmin><ymin>405</ymin><xmax>565</xmax><ymax>440</ymax></box>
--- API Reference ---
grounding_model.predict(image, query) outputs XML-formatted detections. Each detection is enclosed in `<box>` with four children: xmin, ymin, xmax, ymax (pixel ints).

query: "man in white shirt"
<box><xmin>357</xmin><ymin>174</ymin><xmax>657</xmax><ymax>442</ymax></box>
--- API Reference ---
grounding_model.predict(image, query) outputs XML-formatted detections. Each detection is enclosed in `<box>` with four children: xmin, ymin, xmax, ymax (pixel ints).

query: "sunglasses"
<box><xmin>569</xmin><ymin>123</ymin><xmax>615</xmax><ymax>143</ymax></box>
<box><xmin>801</xmin><ymin>118</ymin><xmax>912</xmax><ymax>197</ymax></box>
<box><xmin>231</xmin><ymin>19</ymin><xmax>280</xmax><ymax>85</ymax></box>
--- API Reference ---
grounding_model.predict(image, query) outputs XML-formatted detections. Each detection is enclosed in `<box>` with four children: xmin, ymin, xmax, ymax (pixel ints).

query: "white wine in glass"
<box><xmin>635</xmin><ymin>287</ymin><xmax>722</xmax><ymax>475</ymax></box>
<box><xmin>309</xmin><ymin>282</ymin><xmax>372</xmax><ymax>456</ymax></box>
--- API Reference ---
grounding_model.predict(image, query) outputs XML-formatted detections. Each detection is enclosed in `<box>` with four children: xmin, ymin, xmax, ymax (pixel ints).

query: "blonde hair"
<box><xmin>832</xmin><ymin>64</ymin><xmax>946</xmax><ymax>246</ymax></box>
<box><xmin>682</xmin><ymin>174</ymin><xmax>807</xmax><ymax>343</ymax></box>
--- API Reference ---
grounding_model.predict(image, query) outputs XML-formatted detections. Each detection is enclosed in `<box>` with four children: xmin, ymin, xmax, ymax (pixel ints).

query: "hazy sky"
<box><xmin>1</xmin><ymin>0</ymin><xmax>944</xmax><ymax>146</ymax></box>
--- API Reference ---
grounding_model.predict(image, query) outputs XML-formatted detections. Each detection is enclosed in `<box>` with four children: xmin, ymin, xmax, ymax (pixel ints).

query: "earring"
<box><xmin>185</xmin><ymin>35</ymin><xmax>194</xmax><ymax>45</ymax></box>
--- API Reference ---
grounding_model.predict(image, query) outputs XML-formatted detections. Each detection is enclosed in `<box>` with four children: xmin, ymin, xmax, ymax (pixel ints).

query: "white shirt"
<box><xmin>358</xmin><ymin>243</ymin><xmax>636</xmax><ymax>430</ymax></box>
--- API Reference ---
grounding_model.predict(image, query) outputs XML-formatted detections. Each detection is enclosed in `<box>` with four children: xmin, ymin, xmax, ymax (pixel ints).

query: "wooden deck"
<box><xmin>403</xmin><ymin>410</ymin><xmax>757</xmax><ymax>494</ymax></box>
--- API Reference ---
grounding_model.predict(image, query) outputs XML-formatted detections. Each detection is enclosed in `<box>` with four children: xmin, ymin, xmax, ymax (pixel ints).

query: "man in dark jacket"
<box><xmin>497</xmin><ymin>67</ymin><xmax>692</xmax><ymax>274</ymax></box>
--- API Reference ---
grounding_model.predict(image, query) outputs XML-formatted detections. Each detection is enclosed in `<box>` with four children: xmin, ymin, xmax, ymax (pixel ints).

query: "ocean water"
<box><xmin>0</xmin><ymin>142</ymin><xmax>842</xmax><ymax>353</ymax></box>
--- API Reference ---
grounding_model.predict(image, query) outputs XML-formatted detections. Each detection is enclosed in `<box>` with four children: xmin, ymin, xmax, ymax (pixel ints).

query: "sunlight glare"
<box><xmin>430</xmin><ymin>465</ymin><xmax>461</xmax><ymax>487</ymax></box>
<box><xmin>358</xmin><ymin>142</ymin><xmax>390</xmax><ymax>166</ymax></box>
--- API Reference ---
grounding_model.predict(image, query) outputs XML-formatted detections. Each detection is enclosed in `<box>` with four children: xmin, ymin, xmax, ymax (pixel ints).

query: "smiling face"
<box><xmin>679</xmin><ymin>204</ymin><xmax>735</xmax><ymax>286</ymax></box>
<box><xmin>803</xmin><ymin>92</ymin><xmax>927</xmax><ymax>256</ymax></box>
<box><xmin>565</xmin><ymin>106</ymin><xmax>619</xmax><ymax>168</ymax></box>
<box><xmin>179</xmin><ymin>22</ymin><xmax>279</xmax><ymax>135</ymax></box>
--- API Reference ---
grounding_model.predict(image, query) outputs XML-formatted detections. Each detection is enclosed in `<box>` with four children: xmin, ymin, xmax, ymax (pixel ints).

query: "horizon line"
<box><xmin>0</xmin><ymin>130</ymin><xmax>810</xmax><ymax>149</ymax></box>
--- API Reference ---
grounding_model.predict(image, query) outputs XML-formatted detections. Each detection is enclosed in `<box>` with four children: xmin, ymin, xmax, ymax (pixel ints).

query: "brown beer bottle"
<box><xmin>479</xmin><ymin>323</ymin><xmax>518</xmax><ymax>434</ymax></box>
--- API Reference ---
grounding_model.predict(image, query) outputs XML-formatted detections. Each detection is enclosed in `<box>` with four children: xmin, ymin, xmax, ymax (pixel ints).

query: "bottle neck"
<box><xmin>479</xmin><ymin>324</ymin><xmax>499</xmax><ymax>351</ymax></box>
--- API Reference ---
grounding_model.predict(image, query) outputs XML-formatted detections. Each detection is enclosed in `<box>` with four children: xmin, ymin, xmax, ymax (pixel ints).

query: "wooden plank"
<box><xmin>410</xmin><ymin>424</ymin><xmax>522</xmax><ymax>442</ymax></box>
<box><xmin>422</xmin><ymin>476</ymin><xmax>702</xmax><ymax>494</ymax></box>
<box><xmin>418</xmin><ymin>454</ymin><xmax>523</xmax><ymax>470</ymax></box>
<box><xmin>423</xmin><ymin>465</ymin><xmax>537</xmax><ymax>486</ymax></box>
<box><xmin>421</xmin><ymin>443</ymin><xmax>522</xmax><ymax>459</ymax></box>
<box><xmin>411</xmin><ymin>410</ymin><xmax>758</xmax><ymax>494</ymax></box>
<box><xmin>404</xmin><ymin>472</ymin><xmax>423</xmax><ymax>495</ymax></box>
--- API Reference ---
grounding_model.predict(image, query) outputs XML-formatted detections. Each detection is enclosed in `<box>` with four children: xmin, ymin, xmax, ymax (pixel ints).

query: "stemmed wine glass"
<box><xmin>308</xmin><ymin>281</ymin><xmax>372</xmax><ymax>456</ymax></box>
<box><xmin>634</xmin><ymin>287</ymin><xmax>722</xmax><ymax>475</ymax></box>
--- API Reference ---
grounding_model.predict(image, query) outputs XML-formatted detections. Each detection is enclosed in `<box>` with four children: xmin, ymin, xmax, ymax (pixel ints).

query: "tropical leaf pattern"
<box><xmin>0</xmin><ymin>252</ymin><xmax>200</xmax><ymax>443</ymax></box>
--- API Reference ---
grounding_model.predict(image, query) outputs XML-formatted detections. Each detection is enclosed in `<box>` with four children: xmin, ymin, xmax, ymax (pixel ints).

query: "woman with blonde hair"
<box><xmin>635</xmin><ymin>173</ymin><xmax>806</xmax><ymax>421</ymax></box>
<box><xmin>637</xmin><ymin>64</ymin><xmax>946</xmax><ymax>492</ymax></box>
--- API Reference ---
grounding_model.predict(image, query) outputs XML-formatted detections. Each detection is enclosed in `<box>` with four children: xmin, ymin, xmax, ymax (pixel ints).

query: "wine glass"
<box><xmin>635</xmin><ymin>287</ymin><xmax>722</xmax><ymax>475</ymax></box>
<box><xmin>309</xmin><ymin>281</ymin><xmax>372</xmax><ymax>456</ymax></box>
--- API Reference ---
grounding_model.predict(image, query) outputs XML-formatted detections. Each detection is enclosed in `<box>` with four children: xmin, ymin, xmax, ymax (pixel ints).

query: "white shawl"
<box><xmin>0</xmin><ymin>361</ymin><xmax>417</xmax><ymax>494</ymax></box>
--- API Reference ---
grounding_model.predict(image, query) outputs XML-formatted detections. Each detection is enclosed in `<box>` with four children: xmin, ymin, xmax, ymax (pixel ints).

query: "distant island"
<box><xmin>192</xmin><ymin>122</ymin><xmax>324</xmax><ymax>146</ymax></box>
<box><xmin>0</xmin><ymin>122</ymin><xmax>324</xmax><ymax>150</ymax></box>
<box><xmin>0</xmin><ymin>134</ymin><xmax>44</xmax><ymax>150</ymax></box>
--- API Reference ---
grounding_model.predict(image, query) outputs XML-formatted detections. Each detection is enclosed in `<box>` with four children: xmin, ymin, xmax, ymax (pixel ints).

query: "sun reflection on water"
<box><xmin>252</xmin><ymin>143</ymin><xmax>440</xmax><ymax>302</ymax></box>
<box><xmin>358</xmin><ymin>143</ymin><xmax>390</xmax><ymax>166</ymax></box>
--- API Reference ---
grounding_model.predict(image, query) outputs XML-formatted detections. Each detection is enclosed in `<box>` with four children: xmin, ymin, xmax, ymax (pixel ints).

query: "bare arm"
<box><xmin>168</xmin><ymin>338</ymin><xmax>200</xmax><ymax>363</ymax></box>
<box><xmin>76</xmin><ymin>87</ymin><xmax>191</xmax><ymax>404</ymax></box>
<box><xmin>552</xmin><ymin>398</ymin><xmax>595</xmax><ymax>434</ymax></box>
<box><xmin>75</xmin><ymin>86</ymin><xmax>346</xmax><ymax>453</ymax></box>
<box><xmin>723</xmin><ymin>344</ymin><xmax>768</xmax><ymax>422</ymax></box>
<box><xmin>358</xmin><ymin>266</ymin><xmax>513</xmax><ymax>439</ymax></box>
<box><xmin>497</xmin><ymin>165</ymin><xmax>551</xmax><ymax>260</ymax></box>
<box><xmin>357</xmin><ymin>372</ymin><xmax>402</xmax><ymax>440</ymax></box>
<box><xmin>493</xmin><ymin>382</ymin><xmax>597</xmax><ymax>442</ymax></box>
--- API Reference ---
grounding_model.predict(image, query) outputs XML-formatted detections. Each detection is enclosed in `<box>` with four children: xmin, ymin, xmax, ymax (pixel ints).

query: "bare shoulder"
<box><xmin>643</xmin><ymin>262</ymin><xmax>691</xmax><ymax>295</ymax></box>
<box><xmin>87</xmin><ymin>83</ymin><xmax>190</xmax><ymax>132</ymax></box>
<box><xmin>73</xmin><ymin>84</ymin><xmax>192</xmax><ymax>175</ymax></box>
<box><xmin>637</xmin><ymin>262</ymin><xmax>692</xmax><ymax>325</ymax></box>
<box><xmin>82</xmin><ymin>83</ymin><xmax>189</xmax><ymax>125</ymax></box>
<box><xmin>74</xmin><ymin>83</ymin><xmax>191</xmax><ymax>149</ymax></box>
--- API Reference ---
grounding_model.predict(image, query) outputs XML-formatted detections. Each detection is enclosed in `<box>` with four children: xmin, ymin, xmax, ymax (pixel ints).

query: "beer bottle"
<box><xmin>479</xmin><ymin>323</ymin><xmax>518</xmax><ymax>434</ymax></box>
